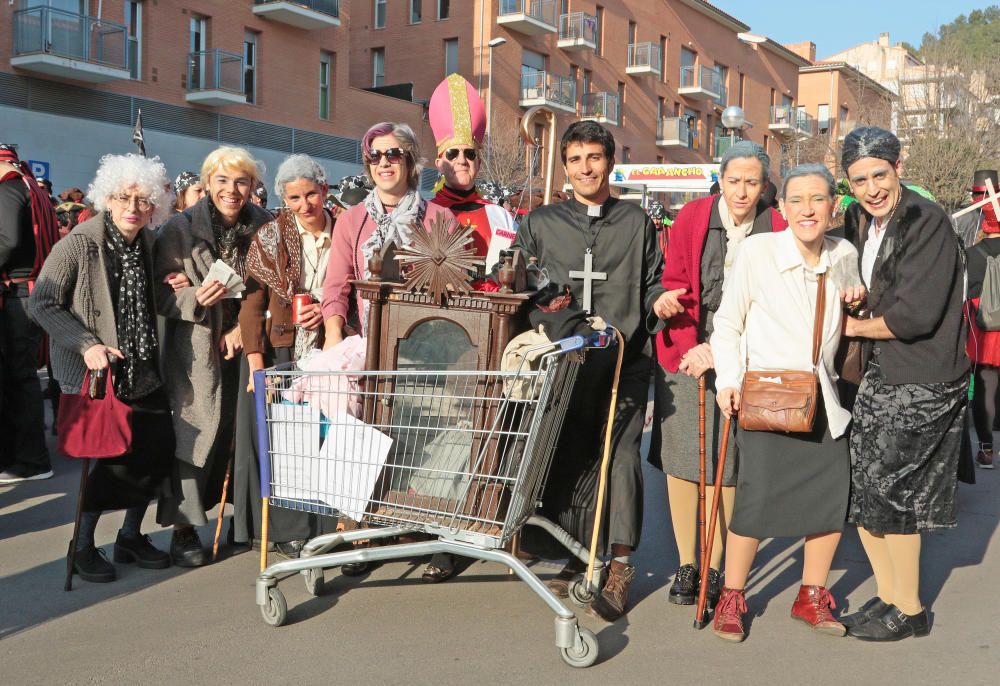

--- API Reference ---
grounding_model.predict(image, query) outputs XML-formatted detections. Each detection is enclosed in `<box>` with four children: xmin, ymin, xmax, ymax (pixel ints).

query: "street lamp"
<box><xmin>486</xmin><ymin>37</ymin><xmax>507</xmax><ymax>143</ymax></box>
<box><xmin>721</xmin><ymin>105</ymin><xmax>746</xmax><ymax>145</ymax></box>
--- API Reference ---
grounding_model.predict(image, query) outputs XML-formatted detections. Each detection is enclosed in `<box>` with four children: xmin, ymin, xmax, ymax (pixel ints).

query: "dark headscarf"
<box><xmin>841</xmin><ymin>127</ymin><xmax>901</xmax><ymax>174</ymax></box>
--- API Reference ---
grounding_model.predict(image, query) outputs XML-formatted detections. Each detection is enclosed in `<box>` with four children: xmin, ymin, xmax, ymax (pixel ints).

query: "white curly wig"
<box><xmin>87</xmin><ymin>153</ymin><xmax>174</xmax><ymax>228</ymax></box>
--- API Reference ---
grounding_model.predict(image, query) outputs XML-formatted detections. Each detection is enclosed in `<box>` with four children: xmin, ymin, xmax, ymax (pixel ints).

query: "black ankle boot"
<box><xmin>170</xmin><ymin>528</ymin><xmax>207</xmax><ymax>568</ymax></box>
<box><xmin>71</xmin><ymin>543</ymin><xmax>116</xmax><ymax>583</ymax></box>
<box><xmin>668</xmin><ymin>563</ymin><xmax>699</xmax><ymax>605</ymax></box>
<box><xmin>115</xmin><ymin>532</ymin><xmax>171</xmax><ymax>569</ymax></box>
<box><xmin>705</xmin><ymin>568</ymin><xmax>722</xmax><ymax>610</ymax></box>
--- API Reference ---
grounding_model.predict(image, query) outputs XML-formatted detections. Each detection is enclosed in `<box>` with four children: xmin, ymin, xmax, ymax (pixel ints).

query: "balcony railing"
<box><xmin>519</xmin><ymin>69</ymin><xmax>576</xmax><ymax>112</ymax></box>
<box><xmin>581</xmin><ymin>92</ymin><xmax>619</xmax><ymax>126</ymax></box>
<box><xmin>714</xmin><ymin>135</ymin><xmax>734</xmax><ymax>160</ymax></box>
<box><xmin>769</xmin><ymin>106</ymin><xmax>815</xmax><ymax>138</ymax></box>
<box><xmin>714</xmin><ymin>83</ymin><xmax>727</xmax><ymax>108</ymax></box>
<box><xmin>678</xmin><ymin>65</ymin><xmax>721</xmax><ymax>100</ymax></box>
<box><xmin>187</xmin><ymin>49</ymin><xmax>246</xmax><ymax>105</ymax></box>
<box><xmin>498</xmin><ymin>0</ymin><xmax>557</xmax><ymax>35</ymax></box>
<box><xmin>558</xmin><ymin>12</ymin><xmax>597</xmax><ymax>50</ymax></box>
<box><xmin>794</xmin><ymin>111</ymin><xmax>815</xmax><ymax>138</ymax></box>
<box><xmin>252</xmin><ymin>0</ymin><xmax>341</xmax><ymax>28</ymax></box>
<box><xmin>656</xmin><ymin>116</ymin><xmax>691</xmax><ymax>147</ymax></box>
<box><xmin>627</xmin><ymin>42</ymin><xmax>660</xmax><ymax>75</ymax></box>
<box><xmin>12</xmin><ymin>7</ymin><xmax>130</xmax><ymax>82</ymax></box>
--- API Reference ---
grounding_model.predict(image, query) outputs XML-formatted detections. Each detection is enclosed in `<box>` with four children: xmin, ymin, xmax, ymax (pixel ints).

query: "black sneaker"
<box><xmin>71</xmin><ymin>543</ymin><xmax>116</xmax><ymax>583</ymax></box>
<box><xmin>0</xmin><ymin>463</ymin><xmax>54</xmax><ymax>484</ymax></box>
<box><xmin>668</xmin><ymin>563</ymin><xmax>699</xmax><ymax>605</ymax></box>
<box><xmin>705</xmin><ymin>568</ymin><xmax>723</xmax><ymax>610</ymax></box>
<box><xmin>114</xmin><ymin>532</ymin><xmax>171</xmax><ymax>569</ymax></box>
<box><xmin>170</xmin><ymin>528</ymin><xmax>207</xmax><ymax>568</ymax></box>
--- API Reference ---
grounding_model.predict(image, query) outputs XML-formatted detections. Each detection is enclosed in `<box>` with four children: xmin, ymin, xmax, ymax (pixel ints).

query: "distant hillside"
<box><xmin>918</xmin><ymin>6</ymin><xmax>1000</xmax><ymax>64</ymax></box>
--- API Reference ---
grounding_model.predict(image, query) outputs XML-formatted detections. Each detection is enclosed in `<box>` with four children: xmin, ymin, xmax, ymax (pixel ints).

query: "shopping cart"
<box><xmin>252</xmin><ymin>329</ymin><xmax>618</xmax><ymax>668</ymax></box>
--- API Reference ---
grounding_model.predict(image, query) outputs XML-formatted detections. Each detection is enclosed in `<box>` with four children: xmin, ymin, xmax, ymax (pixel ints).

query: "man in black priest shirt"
<box><xmin>513</xmin><ymin>121</ymin><xmax>672</xmax><ymax>621</ymax></box>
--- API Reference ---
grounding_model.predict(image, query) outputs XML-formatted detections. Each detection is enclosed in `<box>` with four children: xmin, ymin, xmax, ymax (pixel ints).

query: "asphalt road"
<box><xmin>1</xmin><ymin>412</ymin><xmax>997</xmax><ymax>685</ymax></box>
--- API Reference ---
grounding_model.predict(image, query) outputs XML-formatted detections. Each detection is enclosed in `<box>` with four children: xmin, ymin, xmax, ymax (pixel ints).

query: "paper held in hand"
<box><xmin>205</xmin><ymin>259</ymin><xmax>246</xmax><ymax>299</ymax></box>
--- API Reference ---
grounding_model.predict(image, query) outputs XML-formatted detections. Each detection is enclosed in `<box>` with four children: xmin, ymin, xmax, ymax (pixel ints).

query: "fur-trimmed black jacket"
<box><xmin>845</xmin><ymin>185</ymin><xmax>968</xmax><ymax>384</ymax></box>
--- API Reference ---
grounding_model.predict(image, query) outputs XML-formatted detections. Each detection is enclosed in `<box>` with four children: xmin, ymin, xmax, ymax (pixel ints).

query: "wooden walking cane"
<box><xmin>697</xmin><ymin>376</ymin><xmax>707</xmax><ymax>585</ymax></box>
<box><xmin>65</xmin><ymin>459</ymin><xmax>90</xmax><ymax>592</ymax></box>
<box><xmin>211</xmin><ymin>457</ymin><xmax>233</xmax><ymax>562</ymax></box>
<box><xmin>694</xmin><ymin>415</ymin><xmax>731</xmax><ymax>629</ymax></box>
<box><xmin>584</xmin><ymin>328</ymin><xmax>625</xmax><ymax>594</ymax></box>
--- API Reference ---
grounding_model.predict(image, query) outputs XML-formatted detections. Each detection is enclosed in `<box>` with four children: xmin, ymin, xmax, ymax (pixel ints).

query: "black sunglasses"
<box><xmin>366</xmin><ymin>147</ymin><xmax>408</xmax><ymax>164</ymax></box>
<box><xmin>444</xmin><ymin>148</ymin><xmax>478</xmax><ymax>162</ymax></box>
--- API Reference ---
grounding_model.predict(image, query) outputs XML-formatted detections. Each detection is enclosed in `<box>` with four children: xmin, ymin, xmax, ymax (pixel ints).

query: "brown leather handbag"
<box><xmin>738</xmin><ymin>272</ymin><xmax>825</xmax><ymax>433</ymax></box>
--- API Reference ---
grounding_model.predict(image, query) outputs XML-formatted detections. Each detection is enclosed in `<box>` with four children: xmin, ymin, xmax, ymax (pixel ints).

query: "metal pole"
<box><xmin>487</xmin><ymin>45</ymin><xmax>495</xmax><ymax>150</ymax></box>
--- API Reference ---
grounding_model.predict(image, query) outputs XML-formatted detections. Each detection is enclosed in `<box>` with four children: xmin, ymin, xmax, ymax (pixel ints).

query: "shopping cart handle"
<box><xmin>555</xmin><ymin>328</ymin><xmax>618</xmax><ymax>352</ymax></box>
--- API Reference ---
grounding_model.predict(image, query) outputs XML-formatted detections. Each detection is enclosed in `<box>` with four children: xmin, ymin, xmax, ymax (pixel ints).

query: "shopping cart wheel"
<box><xmin>303</xmin><ymin>568</ymin><xmax>324</xmax><ymax>596</ymax></box>
<box><xmin>559</xmin><ymin>626</ymin><xmax>599</xmax><ymax>668</ymax></box>
<box><xmin>568</xmin><ymin>574</ymin><xmax>597</xmax><ymax>607</ymax></box>
<box><xmin>260</xmin><ymin>587</ymin><xmax>287</xmax><ymax>627</ymax></box>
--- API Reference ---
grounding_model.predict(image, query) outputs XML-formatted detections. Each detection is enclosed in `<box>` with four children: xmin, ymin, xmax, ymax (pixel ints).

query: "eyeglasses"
<box><xmin>366</xmin><ymin>147</ymin><xmax>407</xmax><ymax>165</ymax></box>
<box><xmin>111</xmin><ymin>193</ymin><xmax>153</xmax><ymax>211</ymax></box>
<box><xmin>444</xmin><ymin>148</ymin><xmax>478</xmax><ymax>162</ymax></box>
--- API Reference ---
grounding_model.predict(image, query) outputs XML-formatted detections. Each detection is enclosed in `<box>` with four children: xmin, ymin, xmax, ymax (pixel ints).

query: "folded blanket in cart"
<box><xmin>283</xmin><ymin>335</ymin><xmax>366</xmax><ymax>418</ymax></box>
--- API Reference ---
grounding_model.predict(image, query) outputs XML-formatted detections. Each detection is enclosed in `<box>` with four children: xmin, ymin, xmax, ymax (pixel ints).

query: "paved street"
<box><xmin>1</xmin><ymin>409</ymin><xmax>997</xmax><ymax>685</ymax></box>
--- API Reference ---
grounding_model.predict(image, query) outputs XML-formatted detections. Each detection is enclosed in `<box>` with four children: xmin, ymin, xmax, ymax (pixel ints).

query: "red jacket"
<box><xmin>656</xmin><ymin>195</ymin><xmax>787</xmax><ymax>372</ymax></box>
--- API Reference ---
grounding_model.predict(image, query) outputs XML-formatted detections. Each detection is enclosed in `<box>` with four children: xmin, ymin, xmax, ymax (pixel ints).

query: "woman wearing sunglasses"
<box><xmin>321</xmin><ymin>122</ymin><xmax>456</xmax><ymax>349</ymax></box>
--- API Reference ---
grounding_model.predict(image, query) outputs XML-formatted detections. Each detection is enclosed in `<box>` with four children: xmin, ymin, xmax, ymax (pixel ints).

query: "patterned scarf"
<box><xmin>244</xmin><ymin>209</ymin><xmax>302</xmax><ymax>304</ymax></box>
<box><xmin>103</xmin><ymin>214</ymin><xmax>157</xmax><ymax>398</ymax></box>
<box><xmin>208</xmin><ymin>200</ymin><xmax>256</xmax><ymax>280</ymax></box>
<box><xmin>360</xmin><ymin>189</ymin><xmax>425</xmax><ymax>278</ymax></box>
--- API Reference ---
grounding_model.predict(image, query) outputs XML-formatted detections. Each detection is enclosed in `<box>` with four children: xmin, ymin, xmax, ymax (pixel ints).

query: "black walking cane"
<box><xmin>694</xmin><ymin>415</ymin><xmax>731</xmax><ymax>629</ymax></box>
<box><xmin>65</xmin><ymin>458</ymin><xmax>90</xmax><ymax>591</ymax></box>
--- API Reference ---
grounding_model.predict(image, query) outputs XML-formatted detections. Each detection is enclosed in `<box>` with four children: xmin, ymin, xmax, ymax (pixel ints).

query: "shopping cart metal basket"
<box><xmin>252</xmin><ymin>330</ymin><xmax>617</xmax><ymax>667</ymax></box>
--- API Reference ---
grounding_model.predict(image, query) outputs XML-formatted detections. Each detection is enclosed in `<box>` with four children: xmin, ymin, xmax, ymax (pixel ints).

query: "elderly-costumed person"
<box><xmin>29</xmin><ymin>154</ymin><xmax>177</xmax><ymax>582</ymax></box>
<box><xmin>839</xmin><ymin>128</ymin><xmax>968</xmax><ymax>641</ymax></box>
<box><xmin>321</xmin><ymin>122</ymin><xmax>456</xmax><ymax>347</ymax></box>
<box><xmin>710</xmin><ymin>164</ymin><xmax>861</xmax><ymax>642</ymax></box>
<box><xmin>233</xmin><ymin>154</ymin><xmax>336</xmax><ymax>555</ymax></box>
<box><xmin>653</xmin><ymin>142</ymin><xmax>786</xmax><ymax>609</ymax></box>
<box><xmin>154</xmin><ymin>146</ymin><xmax>273</xmax><ymax>567</ymax></box>
<box><xmin>173</xmin><ymin>171</ymin><xmax>205</xmax><ymax>214</ymax></box>
<box><xmin>428</xmin><ymin>74</ymin><xmax>517</xmax><ymax>272</ymax></box>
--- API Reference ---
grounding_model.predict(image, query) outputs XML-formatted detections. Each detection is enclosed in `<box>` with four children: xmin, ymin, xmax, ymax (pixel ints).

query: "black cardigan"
<box><xmin>845</xmin><ymin>185</ymin><xmax>968</xmax><ymax>384</ymax></box>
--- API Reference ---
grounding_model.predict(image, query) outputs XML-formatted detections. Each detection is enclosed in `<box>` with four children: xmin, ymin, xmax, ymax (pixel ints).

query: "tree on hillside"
<box><xmin>919</xmin><ymin>6</ymin><xmax>1000</xmax><ymax>66</ymax></box>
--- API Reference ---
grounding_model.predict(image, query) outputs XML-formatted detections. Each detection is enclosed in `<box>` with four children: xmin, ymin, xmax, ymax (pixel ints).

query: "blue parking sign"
<box><xmin>28</xmin><ymin>160</ymin><xmax>49</xmax><ymax>180</ymax></box>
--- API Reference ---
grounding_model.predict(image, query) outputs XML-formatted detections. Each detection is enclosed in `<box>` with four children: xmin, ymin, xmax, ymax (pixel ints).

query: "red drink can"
<box><xmin>291</xmin><ymin>293</ymin><xmax>313</xmax><ymax>325</ymax></box>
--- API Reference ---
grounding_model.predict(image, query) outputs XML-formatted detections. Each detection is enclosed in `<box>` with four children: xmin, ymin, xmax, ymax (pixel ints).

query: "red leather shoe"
<box><xmin>713</xmin><ymin>587</ymin><xmax>747</xmax><ymax>642</ymax></box>
<box><xmin>791</xmin><ymin>585</ymin><xmax>846</xmax><ymax>636</ymax></box>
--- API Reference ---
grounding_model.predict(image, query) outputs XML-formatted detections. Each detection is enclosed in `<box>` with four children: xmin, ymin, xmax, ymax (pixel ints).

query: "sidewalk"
<box><xmin>0</xmin><ymin>423</ymin><xmax>996</xmax><ymax>685</ymax></box>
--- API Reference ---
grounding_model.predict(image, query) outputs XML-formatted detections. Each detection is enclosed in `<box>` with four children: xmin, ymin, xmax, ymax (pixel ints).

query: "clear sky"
<box><xmin>709</xmin><ymin>1</ymin><xmax>992</xmax><ymax>59</ymax></box>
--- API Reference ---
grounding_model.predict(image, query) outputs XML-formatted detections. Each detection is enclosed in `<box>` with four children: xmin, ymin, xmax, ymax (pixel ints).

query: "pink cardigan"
<box><xmin>321</xmin><ymin>200</ymin><xmax>456</xmax><ymax>324</ymax></box>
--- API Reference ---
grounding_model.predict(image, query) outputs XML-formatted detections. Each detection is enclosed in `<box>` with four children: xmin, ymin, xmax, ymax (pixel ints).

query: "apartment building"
<box><xmin>346</xmin><ymin>0</ymin><xmax>809</xmax><ymax>192</ymax></box>
<box><xmin>0</xmin><ymin>0</ymin><xmax>432</xmax><ymax>193</ymax></box>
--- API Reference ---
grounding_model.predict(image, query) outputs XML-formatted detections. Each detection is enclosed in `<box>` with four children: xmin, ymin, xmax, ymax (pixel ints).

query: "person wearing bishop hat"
<box><xmin>427</xmin><ymin>73</ymin><xmax>517</xmax><ymax>274</ymax></box>
<box><xmin>512</xmin><ymin>120</ymin><xmax>673</xmax><ymax>621</ymax></box>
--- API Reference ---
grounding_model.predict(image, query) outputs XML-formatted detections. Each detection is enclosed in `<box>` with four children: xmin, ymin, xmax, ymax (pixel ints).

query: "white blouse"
<box><xmin>710</xmin><ymin>229</ymin><xmax>861</xmax><ymax>438</ymax></box>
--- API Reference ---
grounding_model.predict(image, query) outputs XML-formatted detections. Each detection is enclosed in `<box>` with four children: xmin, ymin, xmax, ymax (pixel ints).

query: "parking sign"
<box><xmin>28</xmin><ymin>160</ymin><xmax>50</xmax><ymax>180</ymax></box>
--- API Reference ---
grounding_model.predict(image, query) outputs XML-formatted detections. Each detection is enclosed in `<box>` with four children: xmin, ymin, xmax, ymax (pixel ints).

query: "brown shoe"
<box><xmin>590</xmin><ymin>559</ymin><xmax>636</xmax><ymax>622</ymax></box>
<box><xmin>791</xmin><ymin>585</ymin><xmax>846</xmax><ymax>636</ymax></box>
<box><xmin>546</xmin><ymin>558</ymin><xmax>586</xmax><ymax>598</ymax></box>
<box><xmin>976</xmin><ymin>446</ymin><xmax>995</xmax><ymax>469</ymax></box>
<box><xmin>713</xmin><ymin>587</ymin><xmax>748</xmax><ymax>642</ymax></box>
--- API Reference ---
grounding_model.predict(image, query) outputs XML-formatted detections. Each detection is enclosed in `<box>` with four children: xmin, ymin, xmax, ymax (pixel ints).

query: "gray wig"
<box><xmin>274</xmin><ymin>154</ymin><xmax>328</xmax><ymax>201</ymax></box>
<box><xmin>780</xmin><ymin>163</ymin><xmax>837</xmax><ymax>200</ymax></box>
<box><xmin>720</xmin><ymin>140</ymin><xmax>770</xmax><ymax>181</ymax></box>
<box><xmin>840</xmin><ymin>126</ymin><xmax>900</xmax><ymax>174</ymax></box>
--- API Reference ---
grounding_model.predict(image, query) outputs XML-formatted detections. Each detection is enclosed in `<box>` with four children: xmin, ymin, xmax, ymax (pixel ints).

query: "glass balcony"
<box><xmin>252</xmin><ymin>0</ymin><xmax>341</xmax><ymax>29</ymax></box>
<box><xmin>11</xmin><ymin>7</ymin><xmax>130</xmax><ymax>83</ymax></box>
<box><xmin>627</xmin><ymin>42</ymin><xmax>661</xmax><ymax>76</ymax></box>
<box><xmin>794</xmin><ymin>111</ymin><xmax>816</xmax><ymax>138</ymax></box>
<box><xmin>557</xmin><ymin>12</ymin><xmax>597</xmax><ymax>51</ymax></box>
<box><xmin>714</xmin><ymin>136</ymin><xmax>734</xmax><ymax>160</ymax></box>
<box><xmin>519</xmin><ymin>69</ymin><xmax>577</xmax><ymax>113</ymax></box>
<box><xmin>678</xmin><ymin>65</ymin><xmax>721</xmax><ymax>101</ymax></box>
<box><xmin>656</xmin><ymin>117</ymin><xmax>691</xmax><ymax>148</ymax></box>
<box><xmin>498</xmin><ymin>0</ymin><xmax>557</xmax><ymax>35</ymax></box>
<box><xmin>714</xmin><ymin>83</ymin><xmax>727</xmax><ymax>108</ymax></box>
<box><xmin>186</xmin><ymin>49</ymin><xmax>246</xmax><ymax>106</ymax></box>
<box><xmin>769</xmin><ymin>106</ymin><xmax>815</xmax><ymax>138</ymax></box>
<box><xmin>581</xmin><ymin>92</ymin><xmax>619</xmax><ymax>126</ymax></box>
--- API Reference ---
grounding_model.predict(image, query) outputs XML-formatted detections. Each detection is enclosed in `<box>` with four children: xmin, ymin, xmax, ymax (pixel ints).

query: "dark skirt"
<box><xmin>848</xmin><ymin>359</ymin><xmax>968</xmax><ymax>534</ymax></box>
<box><xmin>232</xmin><ymin>347</ymin><xmax>337</xmax><ymax>544</ymax></box>
<box><xmin>729</xmin><ymin>404</ymin><xmax>850</xmax><ymax>540</ymax></box>
<box><xmin>650</xmin><ymin>365</ymin><xmax>738</xmax><ymax>485</ymax></box>
<box><xmin>81</xmin><ymin>386</ymin><xmax>175</xmax><ymax>512</ymax></box>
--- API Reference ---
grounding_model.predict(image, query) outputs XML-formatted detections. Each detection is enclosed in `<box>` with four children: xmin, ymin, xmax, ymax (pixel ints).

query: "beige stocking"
<box><xmin>856</xmin><ymin>526</ymin><xmax>894</xmax><ymax>605</ymax></box>
<box><xmin>886</xmin><ymin>533</ymin><xmax>922</xmax><ymax>615</ymax></box>
<box><xmin>666</xmin><ymin>475</ymin><xmax>733</xmax><ymax>570</ymax></box>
